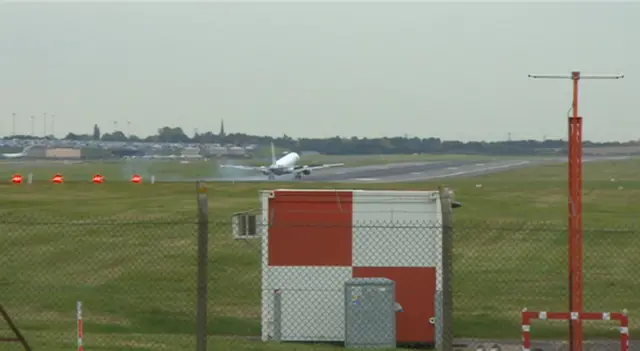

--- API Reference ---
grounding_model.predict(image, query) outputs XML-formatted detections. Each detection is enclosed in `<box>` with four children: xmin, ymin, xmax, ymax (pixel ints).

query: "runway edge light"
<box><xmin>92</xmin><ymin>174</ymin><xmax>104</xmax><ymax>184</ymax></box>
<box><xmin>52</xmin><ymin>173</ymin><xmax>63</xmax><ymax>184</ymax></box>
<box><xmin>131</xmin><ymin>174</ymin><xmax>142</xmax><ymax>183</ymax></box>
<box><xmin>11</xmin><ymin>174</ymin><xmax>23</xmax><ymax>184</ymax></box>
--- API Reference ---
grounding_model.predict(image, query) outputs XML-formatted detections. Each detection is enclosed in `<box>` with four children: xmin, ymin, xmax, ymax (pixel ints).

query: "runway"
<box><xmin>209</xmin><ymin>156</ymin><xmax>631</xmax><ymax>183</ymax></box>
<box><xmin>0</xmin><ymin>156</ymin><xmax>629</xmax><ymax>183</ymax></box>
<box><xmin>303</xmin><ymin>159</ymin><xmax>533</xmax><ymax>183</ymax></box>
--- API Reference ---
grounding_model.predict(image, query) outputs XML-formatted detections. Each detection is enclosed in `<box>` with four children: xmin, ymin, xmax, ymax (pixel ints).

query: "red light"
<box><xmin>92</xmin><ymin>174</ymin><xmax>104</xmax><ymax>184</ymax></box>
<box><xmin>52</xmin><ymin>174</ymin><xmax>63</xmax><ymax>184</ymax></box>
<box><xmin>11</xmin><ymin>174</ymin><xmax>23</xmax><ymax>184</ymax></box>
<box><xmin>131</xmin><ymin>174</ymin><xmax>142</xmax><ymax>183</ymax></box>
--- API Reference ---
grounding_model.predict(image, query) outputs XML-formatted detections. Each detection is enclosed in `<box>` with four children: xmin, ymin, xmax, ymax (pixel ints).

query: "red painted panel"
<box><xmin>353</xmin><ymin>266</ymin><xmax>436</xmax><ymax>343</ymax></box>
<box><xmin>268</xmin><ymin>190</ymin><xmax>353</xmax><ymax>266</ymax></box>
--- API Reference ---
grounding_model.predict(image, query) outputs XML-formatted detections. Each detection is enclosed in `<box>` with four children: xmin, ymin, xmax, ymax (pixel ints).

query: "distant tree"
<box><xmin>64</xmin><ymin>132</ymin><xmax>80</xmax><ymax>140</ymax></box>
<box><xmin>7</xmin><ymin>121</ymin><xmax>640</xmax><ymax>157</ymax></box>
<box><xmin>64</xmin><ymin>132</ymin><xmax>93</xmax><ymax>141</ymax></box>
<box><xmin>3</xmin><ymin>134</ymin><xmax>34</xmax><ymax>140</ymax></box>
<box><xmin>101</xmin><ymin>131</ymin><xmax>128</xmax><ymax>142</ymax></box>
<box><xmin>157</xmin><ymin>126</ymin><xmax>190</xmax><ymax>143</ymax></box>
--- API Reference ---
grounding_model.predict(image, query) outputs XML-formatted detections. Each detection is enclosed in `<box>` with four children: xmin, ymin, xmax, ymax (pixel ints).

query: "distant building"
<box><xmin>181</xmin><ymin>147</ymin><xmax>203</xmax><ymax>159</ymax></box>
<box><xmin>227</xmin><ymin>146</ymin><xmax>245</xmax><ymax>156</ymax></box>
<box><xmin>110</xmin><ymin>148</ymin><xmax>144</xmax><ymax>158</ymax></box>
<box><xmin>46</xmin><ymin>148</ymin><xmax>81</xmax><ymax>159</ymax></box>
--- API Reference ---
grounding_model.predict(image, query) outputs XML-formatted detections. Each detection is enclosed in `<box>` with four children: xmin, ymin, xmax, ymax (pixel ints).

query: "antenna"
<box><xmin>528</xmin><ymin>73</ymin><xmax>624</xmax><ymax>79</ymax></box>
<box><xmin>528</xmin><ymin>71</ymin><xmax>624</xmax><ymax>351</ymax></box>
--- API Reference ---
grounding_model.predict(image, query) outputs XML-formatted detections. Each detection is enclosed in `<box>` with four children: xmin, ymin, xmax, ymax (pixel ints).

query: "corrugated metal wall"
<box><xmin>28</xmin><ymin>147</ymin><xmax>47</xmax><ymax>158</ymax></box>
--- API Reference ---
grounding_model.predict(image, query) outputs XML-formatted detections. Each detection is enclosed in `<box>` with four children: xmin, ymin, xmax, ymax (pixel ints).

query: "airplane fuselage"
<box><xmin>219</xmin><ymin>142</ymin><xmax>343</xmax><ymax>180</ymax></box>
<box><xmin>266</xmin><ymin>152</ymin><xmax>301</xmax><ymax>176</ymax></box>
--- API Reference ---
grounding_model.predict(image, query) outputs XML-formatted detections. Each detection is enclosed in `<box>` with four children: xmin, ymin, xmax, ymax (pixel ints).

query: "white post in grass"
<box><xmin>76</xmin><ymin>301</ymin><xmax>84</xmax><ymax>351</ymax></box>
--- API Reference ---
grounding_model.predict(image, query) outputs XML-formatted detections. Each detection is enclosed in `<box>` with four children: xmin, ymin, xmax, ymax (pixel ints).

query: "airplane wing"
<box><xmin>293</xmin><ymin>163</ymin><xmax>344</xmax><ymax>173</ymax></box>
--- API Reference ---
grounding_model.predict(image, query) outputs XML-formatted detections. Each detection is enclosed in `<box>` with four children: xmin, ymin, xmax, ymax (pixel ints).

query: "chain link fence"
<box><xmin>1</xmin><ymin>198</ymin><xmax>638</xmax><ymax>350</ymax></box>
<box><xmin>0</xmin><ymin>216</ymin><xmax>198</xmax><ymax>351</ymax></box>
<box><xmin>221</xmin><ymin>216</ymin><xmax>639</xmax><ymax>351</ymax></box>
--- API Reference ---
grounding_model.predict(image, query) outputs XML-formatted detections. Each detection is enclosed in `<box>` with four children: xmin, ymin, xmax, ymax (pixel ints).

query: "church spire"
<box><xmin>219</xmin><ymin>118</ymin><xmax>225</xmax><ymax>137</ymax></box>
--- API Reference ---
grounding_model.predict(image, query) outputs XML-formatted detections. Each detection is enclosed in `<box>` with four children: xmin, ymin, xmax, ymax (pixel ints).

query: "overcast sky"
<box><xmin>0</xmin><ymin>2</ymin><xmax>636</xmax><ymax>142</ymax></box>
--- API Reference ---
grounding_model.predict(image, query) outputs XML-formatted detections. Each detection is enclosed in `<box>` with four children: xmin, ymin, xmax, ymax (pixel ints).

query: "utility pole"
<box><xmin>127</xmin><ymin>121</ymin><xmax>131</xmax><ymax>136</ymax></box>
<box><xmin>528</xmin><ymin>71</ymin><xmax>624</xmax><ymax>351</ymax></box>
<box><xmin>113</xmin><ymin>120</ymin><xmax>118</xmax><ymax>132</ymax></box>
<box><xmin>43</xmin><ymin>113</ymin><xmax>47</xmax><ymax>136</ymax></box>
<box><xmin>12</xmin><ymin>113</ymin><xmax>16</xmax><ymax>136</ymax></box>
<box><xmin>51</xmin><ymin>115</ymin><xmax>55</xmax><ymax>138</ymax></box>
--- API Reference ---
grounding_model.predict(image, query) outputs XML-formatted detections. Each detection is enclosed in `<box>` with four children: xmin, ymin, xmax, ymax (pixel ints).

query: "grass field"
<box><xmin>1</xmin><ymin>158</ymin><xmax>639</xmax><ymax>350</ymax></box>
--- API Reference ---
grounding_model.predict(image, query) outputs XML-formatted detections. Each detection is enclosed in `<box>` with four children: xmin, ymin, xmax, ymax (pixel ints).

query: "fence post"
<box><xmin>196</xmin><ymin>181</ymin><xmax>209</xmax><ymax>351</ymax></box>
<box><xmin>0</xmin><ymin>304</ymin><xmax>32</xmax><ymax>351</ymax></box>
<box><xmin>438</xmin><ymin>186</ymin><xmax>454</xmax><ymax>351</ymax></box>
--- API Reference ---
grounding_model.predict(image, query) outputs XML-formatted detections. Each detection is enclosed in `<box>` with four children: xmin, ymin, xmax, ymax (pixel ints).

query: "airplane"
<box><xmin>220</xmin><ymin>142</ymin><xmax>344</xmax><ymax>180</ymax></box>
<box><xmin>1</xmin><ymin>145</ymin><xmax>34</xmax><ymax>159</ymax></box>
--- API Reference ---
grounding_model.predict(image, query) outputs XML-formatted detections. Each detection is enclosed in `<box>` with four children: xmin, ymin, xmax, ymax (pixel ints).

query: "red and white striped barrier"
<box><xmin>521</xmin><ymin>308</ymin><xmax>629</xmax><ymax>351</ymax></box>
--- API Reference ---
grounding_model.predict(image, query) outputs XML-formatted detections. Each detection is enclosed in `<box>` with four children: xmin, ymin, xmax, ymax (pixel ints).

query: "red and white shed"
<box><xmin>260</xmin><ymin>188</ymin><xmax>444</xmax><ymax>345</ymax></box>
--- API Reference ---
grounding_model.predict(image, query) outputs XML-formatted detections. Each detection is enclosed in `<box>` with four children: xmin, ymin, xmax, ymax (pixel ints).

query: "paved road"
<box><xmin>303</xmin><ymin>160</ymin><xmax>532</xmax><ymax>183</ymax></box>
<box><xmin>456</xmin><ymin>338</ymin><xmax>639</xmax><ymax>351</ymax></box>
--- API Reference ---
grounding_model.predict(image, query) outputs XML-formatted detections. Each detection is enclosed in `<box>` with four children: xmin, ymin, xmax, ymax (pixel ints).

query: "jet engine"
<box><xmin>300</xmin><ymin>166</ymin><xmax>311</xmax><ymax>175</ymax></box>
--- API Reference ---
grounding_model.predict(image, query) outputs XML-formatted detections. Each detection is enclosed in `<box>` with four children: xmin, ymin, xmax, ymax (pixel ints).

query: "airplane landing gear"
<box><xmin>268</xmin><ymin>174</ymin><xmax>275</xmax><ymax>180</ymax></box>
<box><xmin>294</xmin><ymin>173</ymin><xmax>303</xmax><ymax>180</ymax></box>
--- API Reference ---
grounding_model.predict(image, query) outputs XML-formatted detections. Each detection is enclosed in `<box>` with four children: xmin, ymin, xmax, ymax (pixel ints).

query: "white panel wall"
<box><xmin>280</xmin><ymin>289</ymin><xmax>346</xmax><ymax>341</ymax></box>
<box><xmin>261</xmin><ymin>266</ymin><xmax>353</xmax><ymax>341</ymax></box>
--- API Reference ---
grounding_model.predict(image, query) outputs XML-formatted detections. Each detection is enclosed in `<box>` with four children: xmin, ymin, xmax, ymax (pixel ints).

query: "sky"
<box><xmin>0</xmin><ymin>2</ymin><xmax>637</xmax><ymax>142</ymax></box>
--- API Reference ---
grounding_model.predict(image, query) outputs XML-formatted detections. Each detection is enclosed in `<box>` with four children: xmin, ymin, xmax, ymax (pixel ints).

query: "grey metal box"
<box><xmin>344</xmin><ymin>278</ymin><xmax>396</xmax><ymax>349</ymax></box>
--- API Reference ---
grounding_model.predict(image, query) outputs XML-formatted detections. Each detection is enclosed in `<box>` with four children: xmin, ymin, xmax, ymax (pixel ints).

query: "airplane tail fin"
<box><xmin>270</xmin><ymin>141</ymin><xmax>277</xmax><ymax>165</ymax></box>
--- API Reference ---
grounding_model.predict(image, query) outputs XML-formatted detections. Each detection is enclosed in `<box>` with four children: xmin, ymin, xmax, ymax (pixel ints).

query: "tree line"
<box><xmin>4</xmin><ymin>124</ymin><xmax>639</xmax><ymax>156</ymax></box>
